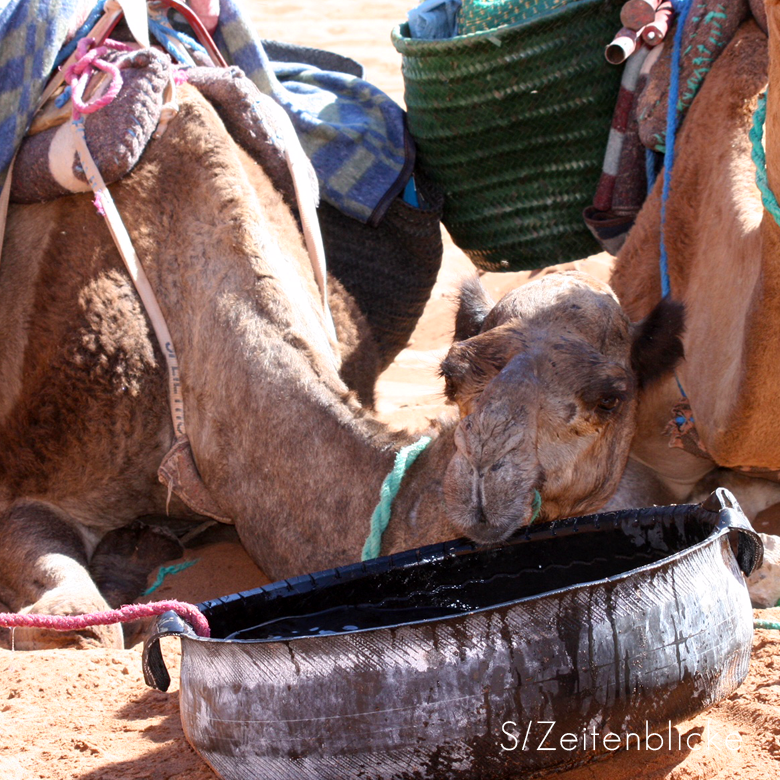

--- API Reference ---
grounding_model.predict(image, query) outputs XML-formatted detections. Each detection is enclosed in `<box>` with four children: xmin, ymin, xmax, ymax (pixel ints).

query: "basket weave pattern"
<box><xmin>393</xmin><ymin>0</ymin><xmax>623</xmax><ymax>271</ymax></box>
<box><xmin>459</xmin><ymin>0</ymin><xmax>569</xmax><ymax>35</ymax></box>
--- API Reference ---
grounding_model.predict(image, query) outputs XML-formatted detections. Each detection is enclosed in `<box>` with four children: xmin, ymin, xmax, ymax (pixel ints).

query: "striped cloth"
<box><xmin>592</xmin><ymin>45</ymin><xmax>650</xmax><ymax>215</ymax></box>
<box><xmin>583</xmin><ymin>45</ymin><xmax>651</xmax><ymax>254</ymax></box>
<box><xmin>1</xmin><ymin>0</ymin><xmax>411</xmax><ymax>224</ymax></box>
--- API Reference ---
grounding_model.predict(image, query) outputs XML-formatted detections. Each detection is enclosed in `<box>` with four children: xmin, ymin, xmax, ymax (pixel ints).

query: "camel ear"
<box><xmin>454</xmin><ymin>276</ymin><xmax>494</xmax><ymax>342</ymax></box>
<box><xmin>631</xmin><ymin>298</ymin><xmax>685</xmax><ymax>390</ymax></box>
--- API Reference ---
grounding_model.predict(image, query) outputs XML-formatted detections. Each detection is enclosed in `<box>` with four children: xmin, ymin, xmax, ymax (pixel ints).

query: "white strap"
<box><xmin>116</xmin><ymin>0</ymin><xmax>151</xmax><ymax>48</ymax></box>
<box><xmin>265</xmin><ymin>101</ymin><xmax>337</xmax><ymax>343</ymax></box>
<box><xmin>0</xmin><ymin>157</ymin><xmax>15</xmax><ymax>269</ymax></box>
<box><xmin>70</xmin><ymin>115</ymin><xmax>186</xmax><ymax>437</ymax></box>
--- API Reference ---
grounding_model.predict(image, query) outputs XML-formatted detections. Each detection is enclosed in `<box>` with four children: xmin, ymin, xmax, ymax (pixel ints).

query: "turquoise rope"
<box><xmin>143</xmin><ymin>559</ymin><xmax>199</xmax><ymax>596</ymax></box>
<box><xmin>361</xmin><ymin>437</ymin><xmax>432</xmax><ymax>561</ymax></box>
<box><xmin>750</xmin><ymin>93</ymin><xmax>780</xmax><ymax>225</ymax></box>
<box><xmin>754</xmin><ymin>619</ymin><xmax>780</xmax><ymax>631</ymax></box>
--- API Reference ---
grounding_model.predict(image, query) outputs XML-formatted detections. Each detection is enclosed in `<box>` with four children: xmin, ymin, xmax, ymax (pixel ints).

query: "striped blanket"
<box><xmin>0</xmin><ymin>0</ymin><xmax>410</xmax><ymax>223</ymax></box>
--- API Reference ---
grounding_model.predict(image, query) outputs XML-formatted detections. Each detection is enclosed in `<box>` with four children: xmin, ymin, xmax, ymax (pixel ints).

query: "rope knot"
<box><xmin>63</xmin><ymin>37</ymin><xmax>133</xmax><ymax>118</ymax></box>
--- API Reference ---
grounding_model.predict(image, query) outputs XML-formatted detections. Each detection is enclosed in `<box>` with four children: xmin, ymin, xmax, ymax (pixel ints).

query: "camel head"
<box><xmin>439</xmin><ymin>271</ymin><xmax>684</xmax><ymax>543</ymax></box>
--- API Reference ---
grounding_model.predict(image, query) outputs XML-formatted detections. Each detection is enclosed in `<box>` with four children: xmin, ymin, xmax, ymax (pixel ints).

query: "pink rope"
<box><xmin>0</xmin><ymin>600</ymin><xmax>210</xmax><ymax>638</ymax></box>
<box><xmin>64</xmin><ymin>37</ymin><xmax>134</xmax><ymax>118</ymax></box>
<box><xmin>173</xmin><ymin>67</ymin><xmax>190</xmax><ymax>86</ymax></box>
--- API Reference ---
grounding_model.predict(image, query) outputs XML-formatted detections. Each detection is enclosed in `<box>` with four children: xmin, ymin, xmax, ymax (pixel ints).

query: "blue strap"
<box><xmin>659</xmin><ymin>0</ymin><xmax>693</xmax><ymax>298</ymax></box>
<box><xmin>148</xmin><ymin>13</ymin><xmax>208</xmax><ymax>67</ymax></box>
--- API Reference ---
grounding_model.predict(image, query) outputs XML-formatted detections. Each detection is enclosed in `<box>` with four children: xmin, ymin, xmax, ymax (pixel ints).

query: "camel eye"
<box><xmin>597</xmin><ymin>395</ymin><xmax>620</xmax><ymax>412</ymax></box>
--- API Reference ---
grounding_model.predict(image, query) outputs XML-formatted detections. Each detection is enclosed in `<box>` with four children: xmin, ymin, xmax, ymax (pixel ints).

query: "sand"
<box><xmin>1</xmin><ymin>1</ymin><xmax>779</xmax><ymax>778</ymax></box>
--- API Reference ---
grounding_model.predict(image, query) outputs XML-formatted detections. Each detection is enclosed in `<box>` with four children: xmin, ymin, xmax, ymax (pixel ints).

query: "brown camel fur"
<box><xmin>0</xmin><ymin>84</ymin><xmax>681</xmax><ymax>649</ymax></box>
<box><xmin>608</xmin><ymin>5</ymin><xmax>780</xmax><ymax>514</ymax></box>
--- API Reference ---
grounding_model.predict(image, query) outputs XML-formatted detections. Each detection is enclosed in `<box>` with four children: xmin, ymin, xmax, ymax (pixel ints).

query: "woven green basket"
<box><xmin>392</xmin><ymin>0</ymin><xmax>623</xmax><ymax>271</ymax></box>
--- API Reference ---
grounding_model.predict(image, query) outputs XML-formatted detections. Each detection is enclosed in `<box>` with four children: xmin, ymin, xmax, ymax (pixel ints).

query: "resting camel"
<box><xmin>606</xmin><ymin>1</ymin><xmax>780</xmax><ymax>517</ymax></box>
<box><xmin>0</xmin><ymin>69</ymin><xmax>684</xmax><ymax>648</ymax></box>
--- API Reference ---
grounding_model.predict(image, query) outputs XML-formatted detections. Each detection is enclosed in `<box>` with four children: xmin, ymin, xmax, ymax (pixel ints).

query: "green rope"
<box><xmin>749</xmin><ymin>92</ymin><xmax>780</xmax><ymax>225</ymax></box>
<box><xmin>143</xmin><ymin>559</ymin><xmax>199</xmax><ymax>596</ymax></box>
<box><xmin>754</xmin><ymin>619</ymin><xmax>780</xmax><ymax>631</ymax></box>
<box><xmin>362</xmin><ymin>436</ymin><xmax>432</xmax><ymax>561</ymax></box>
<box><xmin>530</xmin><ymin>488</ymin><xmax>542</xmax><ymax>524</ymax></box>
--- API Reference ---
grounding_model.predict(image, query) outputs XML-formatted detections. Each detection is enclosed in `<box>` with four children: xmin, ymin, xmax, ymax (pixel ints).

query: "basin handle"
<box><xmin>142</xmin><ymin>609</ymin><xmax>198</xmax><ymax>691</ymax></box>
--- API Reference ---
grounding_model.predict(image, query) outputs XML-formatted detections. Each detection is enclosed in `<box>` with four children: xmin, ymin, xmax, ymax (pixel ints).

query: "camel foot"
<box><xmin>9</xmin><ymin>587</ymin><xmax>124</xmax><ymax>650</ymax></box>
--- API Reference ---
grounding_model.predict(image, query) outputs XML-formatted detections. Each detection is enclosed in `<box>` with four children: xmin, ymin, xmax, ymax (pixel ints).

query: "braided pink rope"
<box><xmin>64</xmin><ymin>37</ymin><xmax>134</xmax><ymax>118</ymax></box>
<box><xmin>0</xmin><ymin>600</ymin><xmax>210</xmax><ymax>638</ymax></box>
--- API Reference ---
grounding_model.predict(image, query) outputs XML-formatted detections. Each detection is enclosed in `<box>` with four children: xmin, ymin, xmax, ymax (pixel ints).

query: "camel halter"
<box><xmin>361</xmin><ymin>436</ymin><xmax>432</xmax><ymax>561</ymax></box>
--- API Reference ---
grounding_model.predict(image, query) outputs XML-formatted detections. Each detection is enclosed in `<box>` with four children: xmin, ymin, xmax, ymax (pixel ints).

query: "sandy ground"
<box><xmin>2</xmin><ymin>1</ymin><xmax>780</xmax><ymax>778</ymax></box>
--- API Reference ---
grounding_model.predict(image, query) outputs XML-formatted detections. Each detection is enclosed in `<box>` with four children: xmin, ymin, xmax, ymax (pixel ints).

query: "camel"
<box><xmin>0</xmin><ymin>74</ymin><xmax>684</xmax><ymax>649</ymax></box>
<box><xmin>605</xmin><ymin>1</ymin><xmax>780</xmax><ymax>517</ymax></box>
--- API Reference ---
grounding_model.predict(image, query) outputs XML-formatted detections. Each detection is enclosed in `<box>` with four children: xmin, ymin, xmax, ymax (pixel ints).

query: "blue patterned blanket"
<box><xmin>0</xmin><ymin>0</ymin><xmax>411</xmax><ymax>223</ymax></box>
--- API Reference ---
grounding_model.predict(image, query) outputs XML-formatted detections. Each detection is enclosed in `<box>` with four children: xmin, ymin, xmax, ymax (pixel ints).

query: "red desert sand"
<box><xmin>1</xmin><ymin>1</ymin><xmax>779</xmax><ymax>778</ymax></box>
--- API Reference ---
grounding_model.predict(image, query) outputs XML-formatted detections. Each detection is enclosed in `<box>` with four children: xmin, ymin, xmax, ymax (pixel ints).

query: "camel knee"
<box><xmin>0</xmin><ymin>500</ymin><xmax>122</xmax><ymax>649</ymax></box>
<box><xmin>0</xmin><ymin>499</ymin><xmax>91</xmax><ymax>604</ymax></box>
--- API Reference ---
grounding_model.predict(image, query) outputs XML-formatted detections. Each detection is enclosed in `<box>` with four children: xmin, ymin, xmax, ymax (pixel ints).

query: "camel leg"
<box><xmin>689</xmin><ymin>469</ymin><xmax>780</xmax><ymax>522</ymax></box>
<box><xmin>0</xmin><ymin>500</ymin><xmax>123</xmax><ymax>650</ymax></box>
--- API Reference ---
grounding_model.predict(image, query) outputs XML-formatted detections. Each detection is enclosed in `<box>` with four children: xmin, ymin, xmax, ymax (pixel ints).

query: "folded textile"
<box><xmin>587</xmin><ymin>0</ymin><xmax>755</xmax><ymax>254</ymax></box>
<box><xmin>636</xmin><ymin>0</ymin><xmax>749</xmax><ymax>152</ymax></box>
<box><xmin>407</xmin><ymin>0</ymin><xmax>462</xmax><ymax>39</ymax></box>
